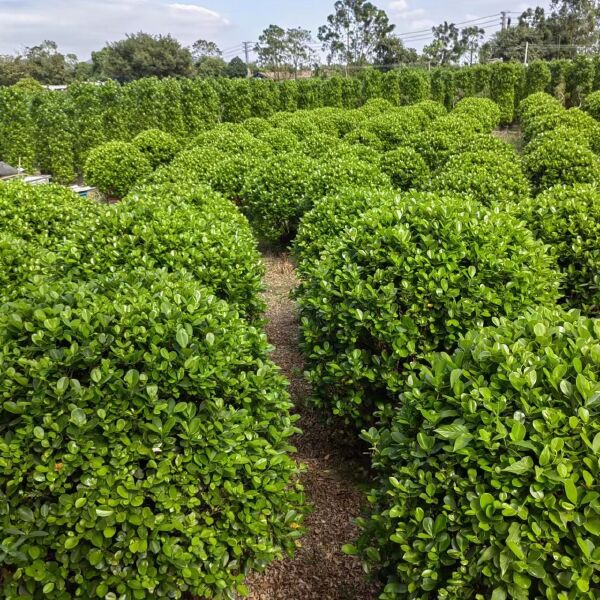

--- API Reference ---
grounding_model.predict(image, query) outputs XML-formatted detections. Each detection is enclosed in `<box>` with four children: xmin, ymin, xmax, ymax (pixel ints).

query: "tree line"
<box><xmin>0</xmin><ymin>0</ymin><xmax>598</xmax><ymax>86</ymax></box>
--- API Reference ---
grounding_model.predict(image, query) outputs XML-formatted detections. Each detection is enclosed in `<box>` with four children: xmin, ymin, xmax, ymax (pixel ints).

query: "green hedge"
<box><xmin>515</xmin><ymin>184</ymin><xmax>600</xmax><ymax>314</ymax></box>
<box><xmin>0</xmin><ymin>270</ymin><xmax>302</xmax><ymax>599</ymax></box>
<box><xmin>296</xmin><ymin>192</ymin><xmax>561</xmax><ymax>426</ymax></box>
<box><xmin>430</xmin><ymin>150</ymin><xmax>530</xmax><ymax>205</ymax></box>
<box><xmin>355</xmin><ymin>307</ymin><xmax>600</xmax><ymax>599</ymax></box>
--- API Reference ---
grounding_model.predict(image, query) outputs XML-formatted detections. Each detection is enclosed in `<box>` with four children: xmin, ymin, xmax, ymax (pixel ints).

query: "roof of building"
<box><xmin>0</xmin><ymin>161</ymin><xmax>19</xmax><ymax>178</ymax></box>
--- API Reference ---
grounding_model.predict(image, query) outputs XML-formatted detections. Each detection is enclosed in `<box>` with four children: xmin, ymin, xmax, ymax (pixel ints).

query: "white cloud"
<box><xmin>389</xmin><ymin>0</ymin><xmax>409</xmax><ymax>12</ymax></box>
<box><xmin>0</xmin><ymin>0</ymin><xmax>232</xmax><ymax>57</ymax></box>
<box><xmin>409</xmin><ymin>19</ymin><xmax>435</xmax><ymax>30</ymax></box>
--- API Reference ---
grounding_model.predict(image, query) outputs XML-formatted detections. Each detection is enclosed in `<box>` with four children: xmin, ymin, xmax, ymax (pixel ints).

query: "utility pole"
<box><xmin>501</xmin><ymin>11</ymin><xmax>508</xmax><ymax>32</ymax></box>
<box><xmin>242</xmin><ymin>41</ymin><xmax>252</xmax><ymax>78</ymax></box>
<box><xmin>524</xmin><ymin>41</ymin><xmax>529</xmax><ymax>66</ymax></box>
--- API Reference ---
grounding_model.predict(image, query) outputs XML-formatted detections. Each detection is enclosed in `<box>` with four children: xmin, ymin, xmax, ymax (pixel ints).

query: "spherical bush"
<box><xmin>132</xmin><ymin>128</ymin><xmax>180</xmax><ymax>169</ymax></box>
<box><xmin>380</xmin><ymin>148</ymin><xmax>430</xmax><ymax>191</ymax></box>
<box><xmin>356</xmin><ymin>307</ymin><xmax>600</xmax><ymax>599</ymax></box>
<box><xmin>516</xmin><ymin>184</ymin><xmax>600</xmax><ymax>313</ymax></box>
<box><xmin>84</xmin><ymin>141</ymin><xmax>152</xmax><ymax>199</ymax></box>
<box><xmin>431</xmin><ymin>150</ymin><xmax>530</xmax><ymax>205</ymax></box>
<box><xmin>297</xmin><ymin>192</ymin><xmax>561</xmax><ymax>426</ymax></box>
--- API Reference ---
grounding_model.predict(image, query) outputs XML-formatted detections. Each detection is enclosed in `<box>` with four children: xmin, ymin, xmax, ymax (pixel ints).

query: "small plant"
<box><xmin>84</xmin><ymin>141</ymin><xmax>152</xmax><ymax>199</ymax></box>
<box><xmin>583</xmin><ymin>90</ymin><xmax>600</xmax><ymax>121</ymax></box>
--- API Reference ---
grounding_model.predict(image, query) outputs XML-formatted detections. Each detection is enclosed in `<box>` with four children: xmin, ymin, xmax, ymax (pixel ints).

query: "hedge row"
<box><xmin>0</xmin><ymin>180</ymin><xmax>304</xmax><ymax>598</ymax></box>
<box><xmin>2</xmin><ymin>58</ymin><xmax>600</xmax><ymax>182</ymax></box>
<box><xmin>288</xmin><ymin>95</ymin><xmax>600</xmax><ymax>598</ymax></box>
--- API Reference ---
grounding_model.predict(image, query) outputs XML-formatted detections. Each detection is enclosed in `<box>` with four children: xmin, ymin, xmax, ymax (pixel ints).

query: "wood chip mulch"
<box><xmin>245</xmin><ymin>251</ymin><xmax>381</xmax><ymax>600</ymax></box>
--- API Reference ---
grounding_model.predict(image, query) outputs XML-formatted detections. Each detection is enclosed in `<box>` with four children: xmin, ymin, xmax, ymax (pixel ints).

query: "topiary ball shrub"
<box><xmin>523</xmin><ymin>137</ymin><xmax>600</xmax><ymax>194</ymax></box>
<box><xmin>256</xmin><ymin>127</ymin><xmax>301</xmax><ymax>153</ymax></box>
<box><xmin>84</xmin><ymin>141</ymin><xmax>152</xmax><ymax>199</ymax></box>
<box><xmin>132</xmin><ymin>128</ymin><xmax>180</xmax><ymax>169</ymax></box>
<box><xmin>355</xmin><ymin>307</ymin><xmax>600</xmax><ymax>600</ymax></box>
<box><xmin>380</xmin><ymin>148</ymin><xmax>430</xmax><ymax>191</ymax></box>
<box><xmin>297</xmin><ymin>192</ymin><xmax>561</xmax><ymax>426</ymax></box>
<box><xmin>431</xmin><ymin>150</ymin><xmax>530</xmax><ymax>205</ymax></box>
<box><xmin>294</xmin><ymin>188</ymin><xmax>398</xmax><ymax>271</ymax></box>
<box><xmin>515</xmin><ymin>184</ymin><xmax>600</xmax><ymax>313</ymax></box>
<box><xmin>583</xmin><ymin>89</ymin><xmax>600</xmax><ymax>121</ymax></box>
<box><xmin>452</xmin><ymin>97</ymin><xmax>501</xmax><ymax>132</ymax></box>
<box><xmin>240</xmin><ymin>151</ymin><xmax>320</xmax><ymax>243</ymax></box>
<box><xmin>0</xmin><ymin>271</ymin><xmax>303</xmax><ymax>599</ymax></box>
<box><xmin>58</xmin><ymin>182</ymin><xmax>266</xmax><ymax>322</ymax></box>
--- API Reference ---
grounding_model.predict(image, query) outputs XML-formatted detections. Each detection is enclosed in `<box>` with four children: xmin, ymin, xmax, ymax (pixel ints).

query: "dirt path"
<box><xmin>246</xmin><ymin>251</ymin><xmax>380</xmax><ymax>600</ymax></box>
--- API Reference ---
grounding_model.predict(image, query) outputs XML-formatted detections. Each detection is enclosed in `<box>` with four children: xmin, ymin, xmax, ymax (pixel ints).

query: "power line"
<box><xmin>395</xmin><ymin>12</ymin><xmax>501</xmax><ymax>37</ymax></box>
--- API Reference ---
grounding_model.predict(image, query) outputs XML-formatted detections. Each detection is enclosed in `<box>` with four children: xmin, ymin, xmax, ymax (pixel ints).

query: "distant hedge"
<box><xmin>2</xmin><ymin>58</ymin><xmax>600</xmax><ymax>182</ymax></box>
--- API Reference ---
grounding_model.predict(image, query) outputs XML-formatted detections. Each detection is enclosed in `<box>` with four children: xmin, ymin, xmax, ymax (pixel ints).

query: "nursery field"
<box><xmin>1</xmin><ymin>63</ymin><xmax>600</xmax><ymax>600</ymax></box>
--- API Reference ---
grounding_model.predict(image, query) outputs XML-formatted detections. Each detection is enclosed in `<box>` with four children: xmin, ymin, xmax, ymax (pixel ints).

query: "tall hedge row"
<box><xmin>2</xmin><ymin>58</ymin><xmax>600</xmax><ymax>182</ymax></box>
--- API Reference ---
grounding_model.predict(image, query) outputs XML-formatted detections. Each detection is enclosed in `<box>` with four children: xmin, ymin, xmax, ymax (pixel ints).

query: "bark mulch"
<box><xmin>245</xmin><ymin>251</ymin><xmax>380</xmax><ymax>600</ymax></box>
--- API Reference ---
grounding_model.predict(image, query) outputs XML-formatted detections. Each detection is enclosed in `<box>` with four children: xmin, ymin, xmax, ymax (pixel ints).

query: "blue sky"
<box><xmin>0</xmin><ymin>0</ymin><xmax>547</xmax><ymax>60</ymax></box>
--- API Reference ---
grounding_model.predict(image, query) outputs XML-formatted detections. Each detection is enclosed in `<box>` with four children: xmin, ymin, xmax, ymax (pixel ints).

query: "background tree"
<box><xmin>286</xmin><ymin>28</ymin><xmax>316</xmax><ymax>78</ymax></box>
<box><xmin>424</xmin><ymin>22</ymin><xmax>465</xmax><ymax>65</ymax></box>
<box><xmin>374</xmin><ymin>34</ymin><xmax>418</xmax><ymax>69</ymax></box>
<box><xmin>93</xmin><ymin>32</ymin><xmax>193</xmax><ymax>82</ymax></box>
<box><xmin>318</xmin><ymin>0</ymin><xmax>395</xmax><ymax>74</ymax></box>
<box><xmin>226</xmin><ymin>56</ymin><xmax>248</xmax><ymax>78</ymax></box>
<box><xmin>255</xmin><ymin>25</ymin><xmax>288</xmax><ymax>78</ymax></box>
<box><xmin>461</xmin><ymin>26</ymin><xmax>485</xmax><ymax>65</ymax></box>
<box><xmin>191</xmin><ymin>39</ymin><xmax>226</xmax><ymax>78</ymax></box>
<box><xmin>548</xmin><ymin>0</ymin><xmax>600</xmax><ymax>51</ymax></box>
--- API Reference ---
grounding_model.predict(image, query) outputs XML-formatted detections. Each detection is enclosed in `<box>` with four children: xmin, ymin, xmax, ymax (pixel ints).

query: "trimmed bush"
<box><xmin>452</xmin><ymin>97</ymin><xmax>501</xmax><ymax>132</ymax></box>
<box><xmin>356</xmin><ymin>307</ymin><xmax>600</xmax><ymax>600</ymax></box>
<box><xmin>84</xmin><ymin>141</ymin><xmax>152</xmax><ymax>199</ymax></box>
<box><xmin>380</xmin><ymin>148</ymin><xmax>430</xmax><ymax>191</ymax></box>
<box><xmin>295</xmin><ymin>188</ymin><xmax>398</xmax><ymax>271</ymax></box>
<box><xmin>57</xmin><ymin>182</ymin><xmax>266</xmax><ymax>321</ymax></box>
<box><xmin>583</xmin><ymin>90</ymin><xmax>600</xmax><ymax>121</ymax></box>
<box><xmin>515</xmin><ymin>184</ymin><xmax>600</xmax><ymax>313</ymax></box>
<box><xmin>0</xmin><ymin>270</ymin><xmax>303</xmax><ymax>599</ymax></box>
<box><xmin>523</xmin><ymin>137</ymin><xmax>600</xmax><ymax>194</ymax></box>
<box><xmin>431</xmin><ymin>150</ymin><xmax>530</xmax><ymax>205</ymax></box>
<box><xmin>240</xmin><ymin>152</ymin><xmax>320</xmax><ymax>243</ymax></box>
<box><xmin>296</xmin><ymin>192</ymin><xmax>561</xmax><ymax>426</ymax></box>
<box><xmin>132</xmin><ymin>129</ymin><xmax>180</xmax><ymax>169</ymax></box>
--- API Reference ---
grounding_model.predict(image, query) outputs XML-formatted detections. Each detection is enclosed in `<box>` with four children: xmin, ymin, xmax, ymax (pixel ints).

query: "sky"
<box><xmin>0</xmin><ymin>0</ymin><xmax>549</xmax><ymax>60</ymax></box>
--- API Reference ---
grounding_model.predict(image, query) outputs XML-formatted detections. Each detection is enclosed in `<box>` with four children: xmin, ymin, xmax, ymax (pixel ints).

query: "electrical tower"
<box><xmin>242</xmin><ymin>41</ymin><xmax>252</xmax><ymax>78</ymax></box>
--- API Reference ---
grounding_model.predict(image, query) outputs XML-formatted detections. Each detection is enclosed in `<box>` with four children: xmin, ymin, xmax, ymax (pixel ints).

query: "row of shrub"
<box><xmin>3</xmin><ymin>57</ymin><xmax>600</xmax><ymax>182</ymax></box>
<box><xmin>0</xmin><ymin>180</ymin><xmax>304</xmax><ymax>598</ymax></box>
<box><xmin>289</xmin><ymin>95</ymin><xmax>600</xmax><ymax>597</ymax></box>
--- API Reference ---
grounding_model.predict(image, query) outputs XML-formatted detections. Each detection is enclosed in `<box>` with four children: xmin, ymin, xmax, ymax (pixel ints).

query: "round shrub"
<box><xmin>457</xmin><ymin>133</ymin><xmax>519</xmax><ymax>160</ymax></box>
<box><xmin>299</xmin><ymin>132</ymin><xmax>345</xmax><ymax>159</ymax></box>
<box><xmin>356</xmin><ymin>307</ymin><xmax>600</xmax><ymax>599</ymax></box>
<box><xmin>343</xmin><ymin>128</ymin><xmax>385</xmax><ymax>152</ymax></box>
<box><xmin>523</xmin><ymin>137</ymin><xmax>600</xmax><ymax>193</ymax></box>
<box><xmin>359</xmin><ymin>98</ymin><xmax>395</xmax><ymax>116</ymax></box>
<box><xmin>431</xmin><ymin>150</ymin><xmax>530</xmax><ymax>205</ymax></box>
<box><xmin>297</xmin><ymin>192</ymin><xmax>561</xmax><ymax>426</ymax></box>
<box><xmin>519</xmin><ymin>91</ymin><xmax>563</xmax><ymax>122</ymax></box>
<box><xmin>256</xmin><ymin>127</ymin><xmax>301</xmax><ymax>153</ymax></box>
<box><xmin>240</xmin><ymin>152</ymin><xmax>320</xmax><ymax>242</ymax></box>
<box><xmin>361</xmin><ymin>109</ymin><xmax>426</xmax><ymax>150</ymax></box>
<box><xmin>295</xmin><ymin>187</ymin><xmax>398</xmax><ymax>271</ymax></box>
<box><xmin>84</xmin><ymin>141</ymin><xmax>152</xmax><ymax>199</ymax></box>
<box><xmin>58</xmin><ymin>182</ymin><xmax>266</xmax><ymax>321</ymax></box>
<box><xmin>190</xmin><ymin>123</ymin><xmax>269</xmax><ymax>155</ymax></box>
<box><xmin>132</xmin><ymin>128</ymin><xmax>179</xmax><ymax>169</ymax></box>
<box><xmin>583</xmin><ymin>89</ymin><xmax>600</xmax><ymax>121</ymax></box>
<box><xmin>411</xmin><ymin>99</ymin><xmax>447</xmax><ymax>121</ymax></box>
<box><xmin>0</xmin><ymin>270</ymin><xmax>303</xmax><ymax>599</ymax></box>
<box><xmin>409</xmin><ymin>128</ymin><xmax>476</xmax><ymax>171</ymax></box>
<box><xmin>380</xmin><ymin>148</ymin><xmax>430</xmax><ymax>191</ymax></box>
<box><xmin>452</xmin><ymin>97</ymin><xmax>501</xmax><ymax>132</ymax></box>
<box><xmin>515</xmin><ymin>184</ymin><xmax>600</xmax><ymax>313</ymax></box>
<box><xmin>269</xmin><ymin>112</ymin><xmax>320</xmax><ymax>140</ymax></box>
<box><xmin>242</xmin><ymin>116</ymin><xmax>273</xmax><ymax>135</ymax></box>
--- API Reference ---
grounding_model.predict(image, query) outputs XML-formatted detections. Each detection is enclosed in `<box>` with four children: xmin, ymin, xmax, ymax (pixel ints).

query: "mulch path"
<box><xmin>245</xmin><ymin>251</ymin><xmax>380</xmax><ymax>600</ymax></box>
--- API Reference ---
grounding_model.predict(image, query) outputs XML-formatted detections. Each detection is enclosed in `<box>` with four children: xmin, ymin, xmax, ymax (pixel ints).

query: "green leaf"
<box><xmin>503</xmin><ymin>456</ymin><xmax>533</xmax><ymax>475</ymax></box>
<box><xmin>33</xmin><ymin>426</ymin><xmax>45</xmax><ymax>440</ymax></box>
<box><xmin>564</xmin><ymin>478</ymin><xmax>578</xmax><ymax>504</ymax></box>
<box><xmin>205</xmin><ymin>332</ymin><xmax>215</xmax><ymax>346</ymax></box>
<box><xmin>70</xmin><ymin>408</ymin><xmax>87</xmax><ymax>427</ymax></box>
<box><xmin>176</xmin><ymin>328</ymin><xmax>189</xmax><ymax>348</ymax></box>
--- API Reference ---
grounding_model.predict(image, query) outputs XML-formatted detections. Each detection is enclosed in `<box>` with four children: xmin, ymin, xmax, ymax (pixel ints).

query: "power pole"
<box><xmin>524</xmin><ymin>41</ymin><xmax>529</xmax><ymax>66</ymax></box>
<box><xmin>501</xmin><ymin>11</ymin><xmax>508</xmax><ymax>32</ymax></box>
<box><xmin>242</xmin><ymin>41</ymin><xmax>252</xmax><ymax>78</ymax></box>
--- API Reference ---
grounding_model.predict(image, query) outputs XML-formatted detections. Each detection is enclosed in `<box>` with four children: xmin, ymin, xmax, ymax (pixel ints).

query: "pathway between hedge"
<box><xmin>245</xmin><ymin>251</ymin><xmax>380</xmax><ymax>600</ymax></box>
